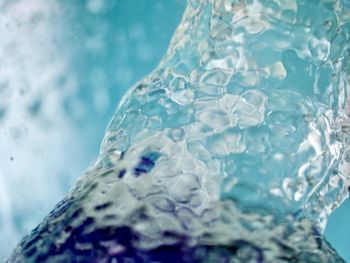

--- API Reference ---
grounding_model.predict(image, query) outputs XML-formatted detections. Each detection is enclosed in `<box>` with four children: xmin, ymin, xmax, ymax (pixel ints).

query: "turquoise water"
<box><xmin>1</xmin><ymin>0</ymin><xmax>349</xmax><ymax>261</ymax></box>
<box><xmin>327</xmin><ymin>200</ymin><xmax>350</xmax><ymax>262</ymax></box>
<box><xmin>0</xmin><ymin>0</ymin><xmax>185</xmax><ymax>259</ymax></box>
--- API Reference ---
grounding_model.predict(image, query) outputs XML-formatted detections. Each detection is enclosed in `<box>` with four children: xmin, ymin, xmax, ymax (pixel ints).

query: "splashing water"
<box><xmin>8</xmin><ymin>0</ymin><xmax>350</xmax><ymax>262</ymax></box>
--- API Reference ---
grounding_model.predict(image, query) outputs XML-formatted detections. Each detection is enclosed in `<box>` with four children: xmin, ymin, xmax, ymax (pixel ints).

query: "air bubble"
<box><xmin>169</xmin><ymin>128</ymin><xmax>185</xmax><ymax>141</ymax></box>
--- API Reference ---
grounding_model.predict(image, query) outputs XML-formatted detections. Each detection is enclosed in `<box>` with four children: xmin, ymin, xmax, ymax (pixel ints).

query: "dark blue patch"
<box><xmin>74</xmin><ymin>217</ymin><xmax>95</xmax><ymax>237</ymax></box>
<box><xmin>95</xmin><ymin>202</ymin><xmax>112</xmax><ymax>211</ymax></box>
<box><xmin>64</xmin><ymin>225</ymin><xmax>73</xmax><ymax>233</ymax></box>
<box><xmin>120</xmin><ymin>151</ymin><xmax>125</xmax><ymax>160</ymax></box>
<box><xmin>24</xmin><ymin>247</ymin><xmax>37</xmax><ymax>257</ymax></box>
<box><xmin>49</xmin><ymin>198</ymin><xmax>70</xmax><ymax>219</ymax></box>
<box><xmin>311</xmin><ymin>226</ymin><xmax>321</xmax><ymax>237</ymax></box>
<box><xmin>133</xmin><ymin>152</ymin><xmax>160</xmax><ymax>176</ymax></box>
<box><xmin>70</xmin><ymin>208</ymin><xmax>84</xmax><ymax>221</ymax></box>
<box><xmin>118</xmin><ymin>169</ymin><xmax>126</xmax><ymax>178</ymax></box>
<box><xmin>20</xmin><ymin>222</ymin><xmax>270</xmax><ymax>262</ymax></box>
<box><xmin>311</xmin><ymin>226</ymin><xmax>323</xmax><ymax>249</ymax></box>
<box><xmin>36</xmin><ymin>252</ymin><xmax>50</xmax><ymax>262</ymax></box>
<box><xmin>22</xmin><ymin>232</ymin><xmax>41</xmax><ymax>250</ymax></box>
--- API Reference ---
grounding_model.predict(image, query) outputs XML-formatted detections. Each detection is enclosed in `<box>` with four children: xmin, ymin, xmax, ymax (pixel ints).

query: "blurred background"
<box><xmin>0</xmin><ymin>0</ymin><xmax>348</xmax><ymax>261</ymax></box>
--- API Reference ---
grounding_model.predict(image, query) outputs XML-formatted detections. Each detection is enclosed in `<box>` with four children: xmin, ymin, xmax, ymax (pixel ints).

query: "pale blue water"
<box><xmin>1</xmin><ymin>0</ymin><xmax>349</xmax><ymax>262</ymax></box>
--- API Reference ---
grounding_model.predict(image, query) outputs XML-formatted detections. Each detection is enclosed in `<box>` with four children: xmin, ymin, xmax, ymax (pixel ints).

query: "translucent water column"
<box><xmin>8</xmin><ymin>0</ymin><xmax>350</xmax><ymax>262</ymax></box>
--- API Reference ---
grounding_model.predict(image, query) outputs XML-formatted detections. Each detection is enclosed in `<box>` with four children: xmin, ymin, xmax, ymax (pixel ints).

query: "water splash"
<box><xmin>8</xmin><ymin>0</ymin><xmax>350</xmax><ymax>262</ymax></box>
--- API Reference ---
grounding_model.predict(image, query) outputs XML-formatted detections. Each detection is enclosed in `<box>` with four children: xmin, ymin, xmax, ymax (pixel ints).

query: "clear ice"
<box><xmin>8</xmin><ymin>0</ymin><xmax>350</xmax><ymax>262</ymax></box>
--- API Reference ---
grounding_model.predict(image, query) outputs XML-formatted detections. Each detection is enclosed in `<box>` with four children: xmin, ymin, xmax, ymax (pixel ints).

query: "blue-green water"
<box><xmin>0</xmin><ymin>0</ymin><xmax>185</xmax><ymax>259</ymax></box>
<box><xmin>0</xmin><ymin>0</ymin><xmax>349</xmax><ymax>261</ymax></box>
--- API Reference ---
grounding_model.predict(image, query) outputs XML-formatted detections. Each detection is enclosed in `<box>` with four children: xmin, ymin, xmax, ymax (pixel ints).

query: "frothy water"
<box><xmin>6</xmin><ymin>0</ymin><xmax>350</xmax><ymax>262</ymax></box>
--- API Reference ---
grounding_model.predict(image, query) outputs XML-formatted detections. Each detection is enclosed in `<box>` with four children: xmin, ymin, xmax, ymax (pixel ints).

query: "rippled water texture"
<box><xmin>5</xmin><ymin>0</ymin><xmax>350</xmax><ymax>262</ymax></box>
<box><xmin>0</xmin><ymin>0</ymin><xmax>185</xmax><ymax>259</ymax></box>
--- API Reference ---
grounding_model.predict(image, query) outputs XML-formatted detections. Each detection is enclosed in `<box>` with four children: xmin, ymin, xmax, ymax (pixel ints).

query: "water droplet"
<box><xmin>169</xmin><ymin>128</ymin><xmax>185</xmax><ymax>141</ymax></box>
